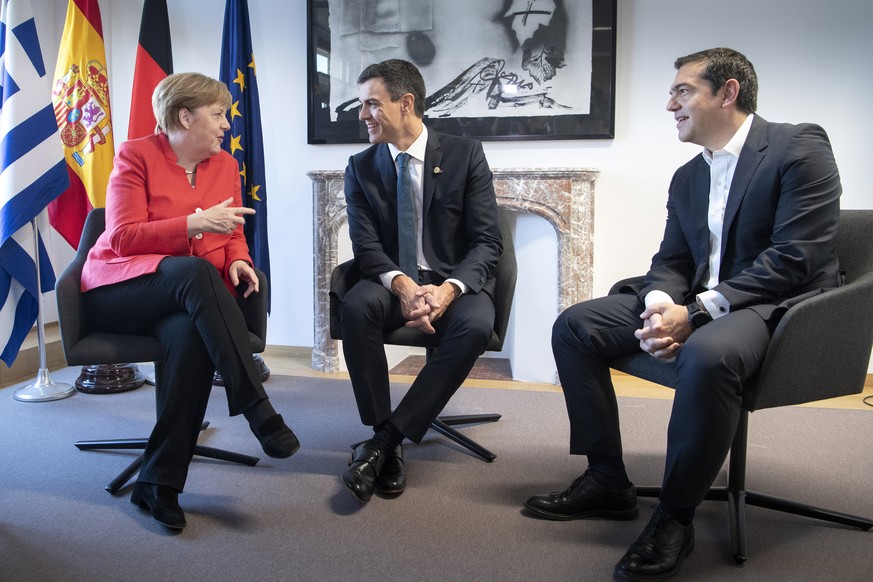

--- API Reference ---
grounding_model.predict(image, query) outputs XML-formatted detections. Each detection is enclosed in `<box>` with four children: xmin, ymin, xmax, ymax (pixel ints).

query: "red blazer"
<box><xmin>81</xmin><ymin>133</ymin><xmax>251</xmax><ymax>293</ymax></box>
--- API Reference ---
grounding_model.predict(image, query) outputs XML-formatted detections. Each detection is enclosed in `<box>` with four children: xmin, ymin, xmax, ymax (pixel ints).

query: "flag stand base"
<box><xmin>13</xmin><ymin>368</ymin><xmax>76</xmax><ymax>402</ymax></box>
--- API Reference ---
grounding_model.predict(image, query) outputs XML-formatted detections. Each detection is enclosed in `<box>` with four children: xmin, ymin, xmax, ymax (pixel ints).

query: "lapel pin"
<box><xmin>433</xmin><ymin>167</ymin><xmax>442</xmax><ymax>174</ymax></box>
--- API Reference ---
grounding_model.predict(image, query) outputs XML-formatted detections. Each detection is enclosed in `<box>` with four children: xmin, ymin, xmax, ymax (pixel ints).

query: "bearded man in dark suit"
<box><xmin>336</xmin><ymin>59</ymin><xmax>502</xmax><ymax>503</ymax></box>
<box><xmin>524</xmin><ymin>48</ymin><xmax>842</xmax><ymax>582</ymax></box>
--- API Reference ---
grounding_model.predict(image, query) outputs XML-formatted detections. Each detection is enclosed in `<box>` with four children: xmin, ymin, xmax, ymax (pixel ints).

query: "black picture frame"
<box><xmin>307</xmin><ymin>0</ymin><xmax>616</xmax><ymax>144</ymax></box>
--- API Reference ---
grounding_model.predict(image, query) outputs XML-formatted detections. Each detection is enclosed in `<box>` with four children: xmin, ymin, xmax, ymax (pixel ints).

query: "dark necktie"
<box><xmin>395</xmin><ymin>152</ymin><xmax>418</xmax><ymax>279</ymax></box>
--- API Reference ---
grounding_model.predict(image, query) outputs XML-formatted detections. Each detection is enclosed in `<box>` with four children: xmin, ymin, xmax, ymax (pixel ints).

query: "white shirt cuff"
<box><xmin>446</xmin><ymin>278</ymin><xmax>467</xmax><ymax>295</ymax></box>
<box><xmin>380</xmin><ymin>270</ymin><xmax>404</xmax><ymax>290</ymax></box>
<box><xmin>644</xmin><ymin>290</ymin><xmax>675</xmax><ymax>308</ymax></box>
<box><xmin>697</xmin><ymin>290</ymin><xmax>730</xmax><ymax>319</ymax></box>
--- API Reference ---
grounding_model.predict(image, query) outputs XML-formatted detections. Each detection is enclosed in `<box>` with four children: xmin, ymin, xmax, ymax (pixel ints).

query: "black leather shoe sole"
<box><xmin>523</xmin><ymin>501</ymin><xmax>638</xmax><ymax>521</ymax></box>
<box><xmin>613</xmin><ymin>541</ymin><xmax>694</xmax><ymax>582</ymax></box>
<box><xmin>131</xmin><ymin>483</ymin><xmax>186</xmax><ymax>530</ymax></box>
<box><xmin>374</xmin><ymin>482</ymin><xmax>405</xmax><ymax>495</ymax></box>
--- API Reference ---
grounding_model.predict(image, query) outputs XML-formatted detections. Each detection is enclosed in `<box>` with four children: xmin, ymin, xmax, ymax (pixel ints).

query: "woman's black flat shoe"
<box><xmin>131</xmin><ymin>482</ymin><xmax>186</xmax><ymax>530</ymax></box>
<box><xmin>251</xmin><ymin>414</ymin><xmax>300</xmax><ymax>458</ymax></box>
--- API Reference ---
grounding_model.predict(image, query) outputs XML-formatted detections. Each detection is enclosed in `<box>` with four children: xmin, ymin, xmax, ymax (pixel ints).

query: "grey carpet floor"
<box><xmin>1</xmin><ymin>366</ymin><xmax>871</xmax><ymax>581</ymax></box>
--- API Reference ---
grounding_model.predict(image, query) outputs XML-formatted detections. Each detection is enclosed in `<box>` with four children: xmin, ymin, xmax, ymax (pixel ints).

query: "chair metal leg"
<box><xmin>192</xmin><ymin>445</ymin><xmax>259</xmax><ymax>467</ymax></box>
<box><xmin>728</xmin><ymin>489</ymin><xmax>748</xmax><ymax>564</ymax></box>
<box><xmin>430</xmin><ymin>415</ymin><xmax>499</xmax><ymax>462</ymax></box>
<box><xmin>76</xmin><ymin>421</ymin><xmax>260</xmax><ymax>494</ymax></box>
<box><xmin>105</xmin><ymin>456</ymin><xmax>144</xmax><ymax>494</ymax></box>
<box><xmin>76</xmin><ymin>438</ymin><xmax>149</xmax><ymax>451</ymax></box>
<box><xmin>437</xmin><ymin>413</ymin><xmax>502</xmax><ymax>426</ymax></box>
<box><xmin>728</xmin><ymin>411</ymin><xmax>750</xmax><ymax>564</ymax></box>
<box><xmin>744</xmin><ymin>490</ymin><xmax>873</xmax><ymax>530</ymax></box>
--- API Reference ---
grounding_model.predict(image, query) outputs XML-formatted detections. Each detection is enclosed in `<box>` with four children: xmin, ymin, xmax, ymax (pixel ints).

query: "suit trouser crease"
<box><xmin>552</xmin><ymin>293</ymin><xmax>771</xmax><ymax>508</ymax></box>
<box><xmin>340</xmin><ymin>277</ymin><xmax>494</xmax><ymax>443</ymax></box>
<box><xmin>82</xmin><ymin>256</ymin><xmax>267</xmax><ymax>490</ymax></box>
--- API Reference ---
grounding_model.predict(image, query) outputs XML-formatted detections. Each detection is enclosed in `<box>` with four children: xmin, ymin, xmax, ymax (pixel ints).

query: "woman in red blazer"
<box><xmin>81</xmin><ymin>73</ymin><xmax>298</xmax><ymax>530</ymax></box>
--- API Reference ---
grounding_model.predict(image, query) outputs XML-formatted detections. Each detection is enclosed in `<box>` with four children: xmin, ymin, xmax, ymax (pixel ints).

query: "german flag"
<box><xmin>128</xmin><ymin>0</ymin><xmax>172</xmax><ymax>139</ymax></box>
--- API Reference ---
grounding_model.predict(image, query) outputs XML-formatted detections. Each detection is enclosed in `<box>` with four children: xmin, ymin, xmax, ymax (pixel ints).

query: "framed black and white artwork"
<box><xmin>307</xmin><ymin>0</ymin><xmax>617</xmax><ymax>143</ymax></box>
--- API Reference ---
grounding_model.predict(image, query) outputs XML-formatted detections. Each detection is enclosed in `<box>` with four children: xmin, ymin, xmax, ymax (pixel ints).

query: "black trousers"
<box><xmin>551</xmin><ymin>292</ymin><xmax>771</xmax><ymax>508</ymax></box>
<box><xmin>83</xmin><ymin>256</ymin><xmax>266</xmax><ymax>491</ymax></box>
<box><xmin>340</xmin><ymin>273</ymin><xmax>495</xmax><ymax>443</ymax></box>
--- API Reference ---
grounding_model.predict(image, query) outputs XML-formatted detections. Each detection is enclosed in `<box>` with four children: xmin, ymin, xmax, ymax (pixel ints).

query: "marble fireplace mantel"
<box><xmin>308</xmin><ymin>167</ymin><xmax>597</xmax><ymax>373</ymax></box>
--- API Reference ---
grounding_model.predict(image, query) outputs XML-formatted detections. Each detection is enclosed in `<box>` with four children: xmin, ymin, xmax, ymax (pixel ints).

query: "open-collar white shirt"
<box><xmin>645</xmin><ymin>114</ymin><xmax>754</xmax><ymax>319</ymax></box>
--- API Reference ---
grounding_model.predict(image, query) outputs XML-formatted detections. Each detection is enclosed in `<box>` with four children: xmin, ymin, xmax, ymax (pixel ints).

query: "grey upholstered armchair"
<box><xmin>329</xmin><ymin>207</ymin><xmax>517</xmax><ymax>462</ymax></box>
<box><xmin>55</xmin><ymin>208</ymin><xmax>268</xmax><ymax>493</ymax></box>
<box><xmin>607</xmin><ymin>209</ymin><xmax>873</xmax><ymax>564</ymax></box>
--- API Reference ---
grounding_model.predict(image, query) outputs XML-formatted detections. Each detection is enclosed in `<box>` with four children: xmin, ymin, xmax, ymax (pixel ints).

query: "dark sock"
<box><xmin>587</xmin><ymin>454</ymin><xmax>632</xmax><ymax>490</ymax></box>
<box><xmin>658</xmin><ymin>501</ymin><xmax>695</xmax><ymax>525</ymax></box>
<box><xmin>371</xmin><ymin>420</ymin><xmax>404</xmax><ymax>453</ymax></box>
<box><xmin>243</xmin><ymin>398</ymin><xmax>277</xmax><ymax>427</ymax></box>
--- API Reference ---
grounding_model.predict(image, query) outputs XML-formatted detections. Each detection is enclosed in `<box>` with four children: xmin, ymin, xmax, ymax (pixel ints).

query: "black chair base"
<box><xmin>636</xmin><ymin>412</ymin><xmax>873</xmax><ymax>564</ymax></box>
<box><xmin>74</xmin><ymin>422</ymin><xmax>260</xmax><ymax>494</ymax></box>
<box><xmin>431</xmin><ymin>413</ymin><xmax>501</xmax><ymax>462</ymax></box>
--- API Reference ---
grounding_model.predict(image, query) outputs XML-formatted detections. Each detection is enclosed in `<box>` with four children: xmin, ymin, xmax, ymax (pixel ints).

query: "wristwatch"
<box><xmin>686</xmin><ymin>299</ymin><xmax>713</xmax><ymax>329</ymax></box>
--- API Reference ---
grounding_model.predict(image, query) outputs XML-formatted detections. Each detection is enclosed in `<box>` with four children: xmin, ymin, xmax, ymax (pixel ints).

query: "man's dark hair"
<box><xmin>357</xmin><ymin>59</ymin><xmax>427</xmax><ymax>118</ymax></box>
<box><xmin>675</xmin><ymin>48</ymin><xmax>758</xmax><ymax>114</ymax></box>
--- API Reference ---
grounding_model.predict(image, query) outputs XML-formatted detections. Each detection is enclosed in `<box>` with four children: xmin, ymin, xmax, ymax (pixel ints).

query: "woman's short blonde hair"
<box><xmin>152</xmin><ymin>72</ymin><xmax>232</xmax><ymax>133</ymax></box>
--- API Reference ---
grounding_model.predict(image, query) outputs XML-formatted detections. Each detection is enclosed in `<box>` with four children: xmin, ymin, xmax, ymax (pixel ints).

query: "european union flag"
<box><xmin>219</xmin><ymin>0</ymin><xmax>271</xmax><ymax>310</ymax></box>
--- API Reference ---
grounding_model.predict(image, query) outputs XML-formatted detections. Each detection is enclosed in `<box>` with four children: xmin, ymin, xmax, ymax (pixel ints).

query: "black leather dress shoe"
<box><xmin>131</xmin><ymin>481</ymin><xmax>186</xmax><ymax>530</ymax></box>
<box><xmin>613</xmin><ymin>506</ymin><xmax>695</xmax><ymax>582</ymax></box>
<box><xmin>250</xmin><ymin>414</ymin><xmax>300</xmax><ymax>458</ymax></box>
<box><xmin>342</xmin><ymin>441</ymin><xmax>386</xmax><ymax>502</ymax></box>
<box><xmin>523</xmin><ymin>469</ymin><xmax>638</xmax><ymax>520</ymax></box>
<box><xmin>375</xmin><ymin>444</ymin><xmax>405</xmax><ymax>495</ymax></box>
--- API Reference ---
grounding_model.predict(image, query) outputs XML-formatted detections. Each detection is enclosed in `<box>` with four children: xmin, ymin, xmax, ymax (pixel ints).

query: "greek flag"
<box><xmin>0</xmin><ymin>0</ymin><xmax>70</xmax><ymax>366</ymax></box>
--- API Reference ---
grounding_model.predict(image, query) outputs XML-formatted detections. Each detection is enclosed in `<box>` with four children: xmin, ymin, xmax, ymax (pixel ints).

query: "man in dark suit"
<box><xmin>523</xmin><ymin>48</ymin><xmax>841</xmax><ymax>581</ymax></box>
<box><xmin>337</xmin><ymin>59</ymin><xmax>503</xmax><ymax>503</ymax></box>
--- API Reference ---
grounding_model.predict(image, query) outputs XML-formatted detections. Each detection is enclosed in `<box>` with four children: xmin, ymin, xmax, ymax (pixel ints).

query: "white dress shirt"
<box><xmin>380</xmin><ymin>126</ymin><xmax>467</xmax><ymax>293</ymax></box>
<box><xmin>645</xmin><ymin>114</ymin><xmax>754</xmax><ymax>319</ymax></box>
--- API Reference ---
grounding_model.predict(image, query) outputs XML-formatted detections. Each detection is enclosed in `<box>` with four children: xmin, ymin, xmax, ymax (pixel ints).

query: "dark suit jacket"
<box><xmin>342</xmin><ymin>129</ymin><xmax>503</xmax><ymax>299</ymax></box>
<box><xmin>638</xmin><ymin>115</ymin><xmax>842</xmax><ymax>320</ymax></box>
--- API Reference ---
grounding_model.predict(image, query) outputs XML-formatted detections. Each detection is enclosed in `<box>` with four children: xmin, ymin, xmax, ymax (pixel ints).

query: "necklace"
<box><xmin>185</xmin><ymin>169</ymin><xmax>197</xmax><ymax>175</ymax></box>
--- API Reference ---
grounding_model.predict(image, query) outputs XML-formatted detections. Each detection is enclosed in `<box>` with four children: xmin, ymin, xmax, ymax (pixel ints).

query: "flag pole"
<box><xmin>13</xmin><ymin>219</ymin><xmax>74</xmax><ymax>402</ymax></box>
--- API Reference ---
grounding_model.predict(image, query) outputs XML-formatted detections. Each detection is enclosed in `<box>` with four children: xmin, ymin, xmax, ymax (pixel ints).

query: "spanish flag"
<box><xmin>50</xmin><ymin>0</ymin><xmax>114</xmax><ymax>249</ymax></box>
<box><xmin>128</xmin><ymin>0</ymin><xmax>172</xmax><ymax>140</ymax></box>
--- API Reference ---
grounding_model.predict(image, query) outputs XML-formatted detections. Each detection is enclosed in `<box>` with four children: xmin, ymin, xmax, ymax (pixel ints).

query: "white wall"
<box><xmin>34</xmin><ymin>0</ymin><xmax>873</xmax><ymax>377</ymax></box>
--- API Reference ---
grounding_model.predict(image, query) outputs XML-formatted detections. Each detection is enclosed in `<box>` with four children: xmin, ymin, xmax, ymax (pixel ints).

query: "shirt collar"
<box><xmin>702</xmin><ymin>113</ymin><xmax>754</xmax><ymax>165</ymax></box>
<box><xmin>388</xmin><ymin>125</ymin><xmax>428</xmax><ymax>163</ymax></box>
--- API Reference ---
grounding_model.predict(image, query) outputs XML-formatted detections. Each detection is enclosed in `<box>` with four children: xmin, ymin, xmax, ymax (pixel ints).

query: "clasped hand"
<box><xmin>634</xmin><ymin>302</ymin><xmax>693</xmax><ymax>360</ymax></box>
<box><xmin>189</xmin><ymin>197</ymin><xmax>255</xmax><ymax>237</ymax></box>
<box><xmin>391</xmin><ymin>275</ymin><xmax>458</xmax><ymax>334</ymax></box>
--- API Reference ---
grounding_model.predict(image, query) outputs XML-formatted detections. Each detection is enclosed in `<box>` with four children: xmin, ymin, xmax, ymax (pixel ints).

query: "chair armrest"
<box><xmin>329</xmin><ymin>259</ymin><xmax>360</xmax><ymax>340</ymax></box>
<box><xmin>238</xmin><ymin>267</ymin><xmax>269</xmax><ymax>351</ymax></box>
<box><xmin>748</xmin><ymin>272</ymin><xmax>873</xmax><ymax>410</ymax></box>
<box><xmin>489</xmin><ymin>208</ymin><xmax>517</xmax><ymax>351</ymax></box>
<box><xmin>55</xmin><ymin>260</ymin><xmax>87</xmax><ymax>364</ymax></box>
<box><xmin>608</xmin><ymin>276</ymin><xmax>646</xmax><ymax>296</ymax></box>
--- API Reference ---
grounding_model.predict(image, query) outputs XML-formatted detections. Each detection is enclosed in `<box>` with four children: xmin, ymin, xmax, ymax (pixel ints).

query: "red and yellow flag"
<box><xmin>50</xmin><ymin>0</ymin><xmax>114</xmax><ymax>249</ymax></box>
